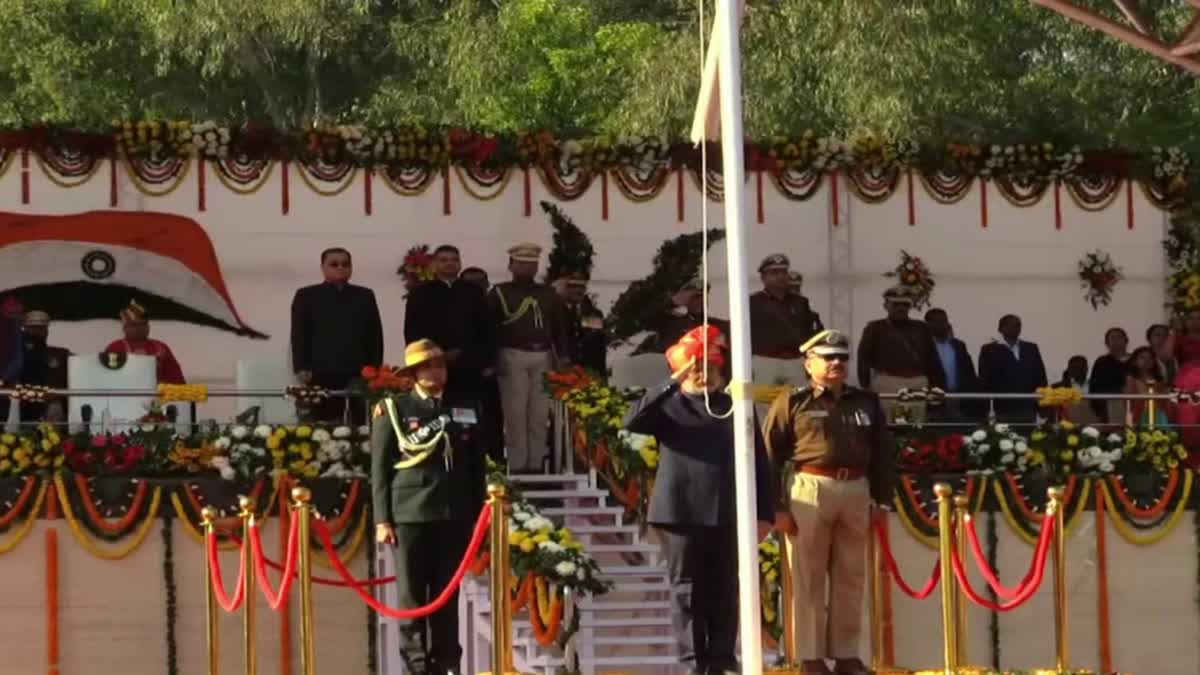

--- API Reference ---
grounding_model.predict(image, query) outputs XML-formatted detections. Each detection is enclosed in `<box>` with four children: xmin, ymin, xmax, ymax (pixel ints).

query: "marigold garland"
<box><xmin>1098</xmin><ymin>472</ymin><xmax>1193</xmax><ymax>546</ymax></box>
<box><xmin>72</xmin><ymin>475</ymin><xmax>150</xmax><ymax>533</ymax></box>
<box><xmin>157</xmin><ymin>383</ymin><xmax>209</xmax><ymax>403</ymax></box>
<box><xmin>1106</xmin><ymin>471</ymin><xmax>1178</xmax><ymax>519</ymax></box>
<box><xmin>1036</xmin><ymin>386</ymin><xmax>1084</xmax><ymax>408</ymax></box>
<box><xmin>56</xmin><ymin>477</ymin><xmax>163</xmax><ymax>560</ymax></box>
<box><xmin>311</xmin><ymin>507</ymin><xmax>368</xmax><ymax>569</ymax></box>
<box><xmin>994</xmin><ymin>477</ymin><xmax>1091</xmax><ymax>546</ymax></box>
<box><xmin>170</xmin><ymin>491</ymin><xmax>239</xmax><ymax>550</ymax></box>
<box><xmin>0</xmin><ymin>479</ymin><xmax>47</xmax><ymax>554</ymax></box>
<box><xmin>0</xmin><ymin>476</ymin><xmax>39</xmax><ymax>528</ymax></box>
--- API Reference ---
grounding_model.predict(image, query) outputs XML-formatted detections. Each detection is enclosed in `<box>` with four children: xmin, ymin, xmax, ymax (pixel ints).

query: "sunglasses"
<box><xmin>818</xmin><ymin>353</ymin><xmax>849</xmax><ymax>363</ymax></box>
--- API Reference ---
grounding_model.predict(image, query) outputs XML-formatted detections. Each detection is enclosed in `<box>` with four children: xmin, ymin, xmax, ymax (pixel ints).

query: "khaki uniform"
<box><xmin>762</xmin><ymin>384</ymin><xmax>895</xmax><ymax>663</ymax></box>
<box><xmin>749</xmin><ymin>290</ymin><xmax>822</xmax><ymax>386</ymax></box>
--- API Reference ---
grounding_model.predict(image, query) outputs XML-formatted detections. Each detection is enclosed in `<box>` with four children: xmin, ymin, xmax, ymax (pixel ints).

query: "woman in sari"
<box><xmin>1170</xmin><ymin>311</ymin><xmax>1200</xmax><ymax>456</ymax></box>
<box><xmin>1125</xmin><ymin>347</ymin><xmax>1170</xmax><ymax>427</ymax></box>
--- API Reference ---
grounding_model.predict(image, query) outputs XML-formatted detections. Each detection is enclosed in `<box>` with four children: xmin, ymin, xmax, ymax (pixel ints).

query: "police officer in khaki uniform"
<box><xmin>750</xmin><ymin>254</ymin><xmax>822</xmax><ymax>385</ymax></box>
<box><xmin>763</xmin><ymin>330</ymin><xmax>895</xmax><ymax>675</ymax></box>
<box><xmin>372</xmin><ymin>339</ymin><xmax>486</xmax><ymax>675</ymax></box>
<box><xmin>487</xmin><ymin>243</ymin><xmax>571</xmax><ymax>472</ymax></box>
<box><xmin>19</xmin><ymin>311</ymin><xmax>69</xmax><ymax>424</ymax></box>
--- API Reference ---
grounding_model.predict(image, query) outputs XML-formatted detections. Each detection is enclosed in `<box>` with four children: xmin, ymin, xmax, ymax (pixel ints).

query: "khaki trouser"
<box><xmin>871</xmin><ymin>372</ymin><xmax>928</xmax><ymax>423</ymax></box>
<box><xmin>497</xmin><ymin>348</ymin><xmax>553</xmax><ymax>472</ymax></box>
<box><xmin>786</xmin><ymin>472</ymin><xmax>870</xmax><ymax>661</ymax></box>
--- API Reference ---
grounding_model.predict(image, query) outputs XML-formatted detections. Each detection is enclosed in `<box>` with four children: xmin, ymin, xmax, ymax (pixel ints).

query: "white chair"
<box><xmin>608</xmin><ymin>354</ymin><xmax>670</xmax><ymax>390</ymax></box>
<box><xmin>235</xmin><ymin>359</ymin><xmax>298</xmax><ymax>425</ymax></box>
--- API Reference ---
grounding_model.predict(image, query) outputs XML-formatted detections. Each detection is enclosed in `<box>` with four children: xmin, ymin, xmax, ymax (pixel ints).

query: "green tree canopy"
<box><xmin>0</xmin><ymin>0</ymin><xmax>1197</xmax><ymax>155</ymax></box>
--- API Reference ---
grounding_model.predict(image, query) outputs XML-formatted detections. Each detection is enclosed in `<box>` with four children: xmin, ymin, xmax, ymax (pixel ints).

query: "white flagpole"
<box><xmin>713</xmin><ymin>0</ymin><xmax>764</xmax><ymax>673</ymax></box>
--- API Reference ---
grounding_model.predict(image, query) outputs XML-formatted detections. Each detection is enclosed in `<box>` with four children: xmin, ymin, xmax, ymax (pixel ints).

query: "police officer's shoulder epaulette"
<box><xmin>788</xmin><ymin>386</ymin><xmax>814</xmax><ymax>404</ymax></box>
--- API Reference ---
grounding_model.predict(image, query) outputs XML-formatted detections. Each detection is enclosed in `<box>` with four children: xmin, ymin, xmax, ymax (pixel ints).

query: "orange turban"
<box><xmin>120</xmin><ymin>299</ymin><xmax>147</xmax><ymax>324</ymax></box>
<box><xmin>665</xmin><ymin>324</ymin><xmax>727</xmax><ymax>376</ymax></box>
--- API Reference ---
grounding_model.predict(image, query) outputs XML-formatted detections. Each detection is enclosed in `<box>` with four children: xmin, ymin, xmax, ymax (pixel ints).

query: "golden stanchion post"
<box><xmin>933</xmin><ymin>483</ymin><xmax>958</xmax><ymax>675</ymax></box>
<box><xmin>201</xmin><ymin>507</ymin><xmax>220</xmax><ymax>675</ymax></box>
<box><xmin>1047</xmin><ymin>486</ymin><xmax>1068</xmax><ymax>672</ymax></box>
<box><xmin>293</xmin><ymin>486</ymin><xmax>316</xmax><ymax>675</ymax></box>
<box><xmin>953</xmin><ymin>494</ymin><xmax>971</xmax><ymax>667</ymax></box>
<box><xmin>239</xmin><ymin>495</ymin><xmax>257</xmax><ymax>675</ymax></box>
<box><xmin>867</xmin><ymin>505</ymin><xmax>886</xmax><ymax>673</ymax></box>
<box><xmin>486</xmin><ymin>484</ymin><xmax>517</xmax><ymax>675</ymax></box>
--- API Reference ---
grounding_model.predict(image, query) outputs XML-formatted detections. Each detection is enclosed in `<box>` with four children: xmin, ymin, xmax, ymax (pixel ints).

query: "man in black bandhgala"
<box><xmin>290</xmin><ymin>247</ymin><xmax>383</xmax><ymax>425</ymax></box>
<box><xmin>372</xmin><ymin>339</ymin><xmax>486</xmax><ymax>675</ymax></box>
<box><xmin>404</xmin><ymin>244</ymin><xmax>500</xmax><ymax>462</ymax></box>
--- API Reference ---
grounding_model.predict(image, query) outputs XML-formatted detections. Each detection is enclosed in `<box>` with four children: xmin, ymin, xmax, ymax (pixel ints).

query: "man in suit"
<box><xmin>555</xmin><ymin>272</ymin><xmax>607</xmax><ymax>375</ymax></box>
<box><xmin>19</xmin><ymin>311</ymin><xmax>70</xmax><ymax>424</ymax></box>
<box><xmin>405</xmin><ymin>245</ymin><xmax>499</xmax><ymax>460</ymax></box>
<box><xmin>750</xmin><ymin>254</ymin><xmax>823</xmax><ymax>386</ymax></box>
<box><xmin>765</xmin><ymin>329</ymin><xmax>894</xmax><ymax>675</ymax></box>
<box><xmin>924</xmin><ymin>308</ymin><xmax>980</xmax><ymax>423</ymax></box>
<box><xmin>978</xmin><ymin>314</ymin><xmax>1048</xmax><ymax>421</ymax></box>
<box><xmin>624</xmin><ymin>324</ymin><xmax>774</xmax><ymax>675</ymax></box>
<box><xmin>372</xmin><ymin>339</ymin><xmax>486</xmax><ymax>675</ymax></box>
<box><xmin>290</xmin><ymin>247</ymin><xmax>384</xmax><ymax>425</ymax></box>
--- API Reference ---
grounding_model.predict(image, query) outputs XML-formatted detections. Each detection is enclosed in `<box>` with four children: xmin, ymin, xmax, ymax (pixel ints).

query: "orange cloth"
<box><xmin>665</xmin><ymin>324</ymin><xmax>726</xmax><ymax>374</ymax></box>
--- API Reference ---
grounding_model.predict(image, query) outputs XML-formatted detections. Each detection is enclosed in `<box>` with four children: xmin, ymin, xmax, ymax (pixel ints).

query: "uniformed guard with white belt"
<box><xmin>371</xmin><ymin>339</ymin><xmax>487</xmax><ymax>675</ymax></box>
<box><xmin>763</xmin><ymin>329</ymin><xmax>896</xmax><ymax>675</ymax></box>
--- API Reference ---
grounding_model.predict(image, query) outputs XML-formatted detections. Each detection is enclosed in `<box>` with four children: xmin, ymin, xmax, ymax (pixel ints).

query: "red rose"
<box><xmin>61</xmin><ymin>439</ymin><xmax>76</xmax><ymax>454</ymax></box>
<box><xmin>91</xmin><ymin>434</ymin><xmax>108</xmax><ymax>448</ymax></box>
<box><xmin>111</xmin><ymin>434</ymin><xmax>128</xmax><ymax>446</ymax></box>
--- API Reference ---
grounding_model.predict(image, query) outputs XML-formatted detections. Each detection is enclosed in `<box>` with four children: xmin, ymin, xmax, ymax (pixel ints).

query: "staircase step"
<box><xmin>564</xmin><ymin>524</ymin><xmax>639</xmax><ymax>536</ymax></box>
<box><xmin>583</xmin><ymin>616</ymin><xmax>672</xmax><ymax>628</ymax></box>
<box><xmin>508</xmin><ymin>474</ymin><xmax>591</xmax><ymax>485</ymax></box>
<box><xmin>593</xmin><ymin>635</ymin><xmax>676</xmax><ymax>646</ymax></box>
<box><xmin>579</xmin><ymin>599</ymin><xmax>672</xmax><ymax>611</ymax></box>
<box><xmin>586</xmin><ymin>543</ymin><xmax>659</xmax><ymax>554</ymax></box>
<box><xmin>520</xmin><ymin>488</ymin><xmax>608</xmax><ymax>500</ymax></box>
<box><xmin>542</xmin><ymin>505</ymin><xmax>625</xmax><ymax>518</ymax></box>
<box><xmin>607</xmin><ymin>581</ymin><xmax>671</xmax><ymax>593</ymax></box>
<box><xmin>600</xmin><ymin>564</ymin><xmax>667</xmax><ymax>577</ymax></box>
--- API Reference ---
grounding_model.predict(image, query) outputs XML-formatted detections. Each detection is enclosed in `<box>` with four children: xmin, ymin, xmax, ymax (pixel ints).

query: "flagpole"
<box><xmin>712</xmin><ymin>1</ymin><xmax>764</xmax><ymax>673</ymax></box>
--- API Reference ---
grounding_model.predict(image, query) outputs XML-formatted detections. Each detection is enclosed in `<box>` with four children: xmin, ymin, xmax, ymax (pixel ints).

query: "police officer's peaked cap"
<box><xmin>758</xmin><ymin>253</ymin><xmax>790</xmax><ymax>273</ymax></box>
<box><xmin>788</xmin><ymin>271</ymin><xmax>804</xmax><ymax>286</ymax></box>
<box><xmin>800</xmin><ymin>329</ymin><xmax>850</xmax><ymax>357</ymax></box>
<box><xmin>23</xmin><ymin>310</ymin><xmax>50</xmax><ymax>327</ymax></box>
<box><xmin>507</xmin><ymin>242</ymin><xmax>542</xmax><ymax>262</ymax></box>
<box><xmin>882</xmin><ymin>284</ymin><xmax>917</xmax><ymax>304</ymax></box>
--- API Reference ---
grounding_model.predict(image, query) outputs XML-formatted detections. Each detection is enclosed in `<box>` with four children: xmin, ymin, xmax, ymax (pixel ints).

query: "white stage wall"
<box><xmin>0</xmin><ymin>162</ymin><xmax>1169</xmax><ymax>422</ymax></box>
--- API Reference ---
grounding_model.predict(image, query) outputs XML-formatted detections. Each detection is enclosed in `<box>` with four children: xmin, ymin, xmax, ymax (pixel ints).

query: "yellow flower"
<box><xmin>509</xmin><ymin>531</ymin><xmax>526</xmax><ymax>545</ymax></box>
<box><xmin>0</xmin><ymin>446</ymin><xmax>9</xmax><ymax>458</ymax></box>
<box><xmin>41</xmin><ymin>439</ymin><xmax>54</xmax><ymax>452</ymax></box>
<box><xmin>12</xmin><ymin>448</ymin><xmax>28</xmax><ymax>461</ymax></box>
<box><xmin>1067</xmin><ymin>435</ymin><xmax>1079</xmax><ymax>447</ymax></box>
<box><xmin>303</xmin><ymin>465</ymin><xmax>320</xmax><ymax>478</ymax></box>
<box><xmin>765</xmin><ymin>569</ymin><xmax>778</xmax><ymax>583</ymax></box>
<box><xmin>0</xmin><ymin>433</ymin><xmax>15</xmax><ymax>445</ymax></box>
<box><xmin>296</xmin><ymin>426</ymin><xmax>313</xmax><ymax>438</ymax></box>
<box><xmin>0</xmin><ymin>458</ymin><xmax>10</xmax><ymax>472</ymax></box>
<box><xmin>1176</xmin><ymin>446</ymin><xmax>1189</xmax><ymax>459</ymax></box>
<box><xmin>1059</xmin><ymin>451</ymin><xmax>1074</xmax><ymax>462</ymax></box>
<box><xmin>47</xmin><ymin>432</ymin><xmax>60</xmax><ymax>445</ymax></box>
<box><xmin>53</xmin><ymin>455</ymin><xmax>64</xmax><ymax>468</ymax></box>
<box><xmin>532</xmin><ymin>532</ymin><xmax>550</xmax><ymax>544</ymax></box>
<box><xmin>298</xmin><ymin>442</ymin><xmax>313</xmax><ymax>460</ymax></box>
<box><xmin>519</xmin><ymin>539</ymin><xmax>536</xmax><ymax>553</ymax></box>
<box><xmin>1060</xmin><ymin>420</ymin><xmax>1075</xmax><ymax>431</ymax></box>
<box><xmin>266</xmin><ymin>437</ymin><xmax>282</xmax><ymax>450</ymax></box>
<box><xmin>1031</xmin><ymin>431</ymin><xmax>1047</xmax><ymax>442</ymax></box>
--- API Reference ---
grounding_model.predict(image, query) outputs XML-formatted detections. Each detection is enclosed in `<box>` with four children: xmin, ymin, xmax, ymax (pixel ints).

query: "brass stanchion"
<box><xmin>486</xmin><ymin>484</ymin><xmax>517</xmax><ymax>675</ymax></box>
<box><xmin>239</xmin><ymin>495</ymin><xmax>257</xmax><ymax>675</ymax></box>
<box><xmin>868</xmin><ymin>506</ymin><xmax>885</xmax><ymax>673</ymax></box>
<box><xmin>293</xmin><ymin>487</ymin><xmax>316</xmax><ymax>675</ymax></box>
<box><xmin>1047</xmin><ymin>486</ymin><xmax>1068</xmax><ymax>672</ymax></box>
<box><xmin>779</xmin><ymin>534</ymin><xmax>798</xmax><ymax>666</ymax></box>
<box><xmin>953</xmin><ymin>495</ymin><xmax>971</xmax><ymax>667</ymax></box>
<box><xmin>933</xmin><ymin>483</ymin><xmax>958</xmax><ymax>675</ymax></box>
<box><xmin>201</xmin><ymin>506</ymin><xmax>220</xmax><ymax>675</ymax></box>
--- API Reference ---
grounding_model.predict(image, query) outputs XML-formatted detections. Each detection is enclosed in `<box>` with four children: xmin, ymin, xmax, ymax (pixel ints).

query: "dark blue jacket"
<box><xmin>624</xmin><ymin>380</ymin><xmax>774</xmax><ymax>527</ymax></box>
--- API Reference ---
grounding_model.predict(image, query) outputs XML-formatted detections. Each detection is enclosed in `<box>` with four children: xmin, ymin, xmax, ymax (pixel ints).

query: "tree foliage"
<box><xmin>0</xmin><ymin>0</ymin><xmax>1198</xmax><ymax>157</ymax></box>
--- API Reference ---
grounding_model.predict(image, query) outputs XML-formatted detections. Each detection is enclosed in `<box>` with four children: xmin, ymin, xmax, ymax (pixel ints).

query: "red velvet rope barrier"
<box><xmin>873</xmin><ymin>516</ymin><xmax>940</xmax><ymax>599</ymax></box>
<box><xmin>311</xmin><ymin>503</ymin><xmax>492</xmax><ymax>619</ymax></box>
<box><xmin>220</xmin><ymin>528</ymin><xmax>398</xmax><ymax>588</ymax></box>
<box><xmin>206</xmin><ymin>528</ymin><xmax>246</xmax><ymax>612</ymax></box>
<box><xmin>950</xmin><ymin>515</ymin><xmax>1054</xmax><ymax>612</ymax></box>
<box><xmin>963</xmin><ymin>514</ymin><xmax>1043</xmax><ymax>599</ymax></box>
<box><xmin>250</xmin><ymin>517</ymin><xmax>300</xmax><ymax>610</ymax></box>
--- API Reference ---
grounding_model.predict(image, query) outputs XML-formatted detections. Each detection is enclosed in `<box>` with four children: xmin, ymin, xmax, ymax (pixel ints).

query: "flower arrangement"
<box><xmin>1077</xmin><ymin>250</ymin><xmax>1123</xmax><ymax>309</ymax></box>
<box><xmin>884</xmin><ymin>250</ymin><xmax>935</xmax><ymax>309</ymax></box>
<box><xmin>113</xmin><ymin>120</ymin><xmax>195</xmax><ymax>159</ymax></box>
<box><xmin>190</xmin><ymin>121</ymin><xmax>231</xmax><ymax>159</ymax></box>
<box><xmin>1150</xmin><ymin>146</ymin><xmax>1191</xmax><ymax>191</ymax></box>
<box><xmin>63</xmin><ymin>432</ymin><xmax>149</xmax><ymax>474</ymax></box>
<box><xmin>1036</xmin><ymin>386</ymin><xmax>1085</xmax><ymax>408</ymax></box>
<box><xmin>1121</xmin><ymin>427</ymin><xmax>1188</xmax><ymax>474</ymax></box>
<box><xmin>508</xmin><ymin>501</ymin><xmax>608</xmax><ymax>595</ymax></box>
<box><xmin>351</xmin><ymin>364</ymin><xmax>414</xmax><ymax>400</ymax></box>
<box><xmin>225</xmin><ymin>424</ymin><xmax>369</xmax><ymax>481</ymax></box>
<box><xmin>760</xmin><ymin>130</ymin><xmax>855</xmax><ymax>172</ymax></box>
<box><xmin>0</xmin><ymin>425</ymin><xmax>63</xmax><ymax>476</ymax></box>
<box><xmin>947</xmin><ymin>142</ymin><xmax>1083</xmax><ymax>180</ymax></box>
<box><xmin>963</xmin><ymin>423</ymin><xmax>1030</xmax><ymax>475</ymax></box>
<box><xmin>758</xmin><ymin>533</ymin><xmax>783</xmax><ymax>642</ymax></box>
<box><xmin>399</xmin><ymin>244</ymin><xmax>436</xmax><ymax>292</ymax></box>
<box><xmin>897</xmin><ymin>432</ymin><xmax>966</xmax><ymax>473</ymax></box>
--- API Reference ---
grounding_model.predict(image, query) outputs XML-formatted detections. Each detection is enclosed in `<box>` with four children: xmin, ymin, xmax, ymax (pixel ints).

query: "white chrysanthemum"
<box><xmin>524</xmin><ymin>516</ymin><xmax>553</xmax><ymax>532</ymax></box>
<box><xmin>230</xmin><ymin>425</ymin><xmax>249</xmax><ymax>440</ymax></box>
<box><xmin>554</xmin><ymin>561</ymin><xmax>577</xmax><ymax>576</ymax></box>
<box><xmin>999</xmin><ymin>439</ymin><xmax>1014</xmax><ymax>452</ymax></box>
<box><xmin>1082</xmin><ymin>427</ymin><xmax>1100</xmax><ymax>439</ymax></box>
<box><xmin>971</xmin><ymin>430</ymin><xmax>988</xmax><ymax>442</ymax></box>
<box><xmin>1001</xmin><ymin>453</ymin><xmax>1014</xmax><ymax>464</ymax></box>
<box><xmin>512</xmin><ymin>510</ymin><xmax>531</xmax><ymax>522</ymax></box>
<box><xmin>254</xmin><ymin>425</ymin><xmax>273</xmax><ymax>439</ymax></box>
<box><xmin>213</xmin><ymin>437</ymin><xmax>232</xmax><ymax>450</ymax></box>
<box><xmin>312</xmin><ymin>429</ymin><xmax>332</xmax><ymax>443</ymax></box>
<box><xmin>332</xmin><ymin>426</ymin><xmax>352</xmax><ymax>439</ymax></box>
<box><xmin>539</xmin><ymin>541</ymin><xmax>565</xmax><ymax>553</ymax></box>
<box><xmin>1107</xmin><ymin>433</ymin><xmax>1122</xmax><ymax>444</ymax></box>
<box><xmin>1099</xmin><ymin>462</ymin><xmax>1114</xmax><ymax>473</ymax></box>
<box><xmin>994</xmin><ymin>424</ymin><xmax>1010</xmax><ymax>433</ymax></box>
<box><xmin>356</xmin><ymin>425</ymin><xmax>369</xmax><ymax>437</ymax></box>
<box><xmin>234</xmin><ymin>442</ymin><xmax>253</xmax><ymax>454</ymax></box>
<box><xmin>1015</xmin><ymin>441</ymin><xmax>1028</xmax><ymax>453</ymax></box>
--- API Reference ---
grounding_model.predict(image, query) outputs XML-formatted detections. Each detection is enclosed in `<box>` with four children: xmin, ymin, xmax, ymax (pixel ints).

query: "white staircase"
<box><xmin>463</xmin><ymin>472</ymin><xmax>679</xmax><ymax>674</ymax></box>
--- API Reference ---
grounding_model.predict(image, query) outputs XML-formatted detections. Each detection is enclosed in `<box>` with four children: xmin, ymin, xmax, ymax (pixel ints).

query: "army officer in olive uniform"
<box><xmin>372</xmin><ymin>339</ymin><xmax>487</xmax><ymax>675</ymax></box>
<box><xmin>763</xmin><ymin>330</ymin><xmax>895</xmax><ymax>675</ymax></box>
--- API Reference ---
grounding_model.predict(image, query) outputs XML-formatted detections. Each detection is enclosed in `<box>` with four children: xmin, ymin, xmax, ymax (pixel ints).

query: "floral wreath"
<box><xmin>884</xmin><ymin>250</ymin><xmax>935</xmax><ymax>310</ymax></box>
<box><xmin>398</xmin><ymin>244</ymin><xmax>436</xmax><ymax>292</ymax></box>
<box><xmin>1077</xmin><ymin>250</ymin><xmax>1122</xmax><ymax>309</ymax></box>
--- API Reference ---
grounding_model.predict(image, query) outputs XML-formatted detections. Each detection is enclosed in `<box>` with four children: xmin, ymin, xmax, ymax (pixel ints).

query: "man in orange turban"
<box><xmin>104</xmin><ymin>300</ymin><xmax>186</xmax><ymax>384</ymax></box>
<box><xmin>624</xmin><ymin>323</ymin><xmax>773</xmax><ymax>675</ymax></box>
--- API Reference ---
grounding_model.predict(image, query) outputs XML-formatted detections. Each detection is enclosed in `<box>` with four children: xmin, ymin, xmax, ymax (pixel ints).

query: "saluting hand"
<box><xmin>375</xmin><ymin>523</ymin><xmax>396</xmax><ymax>546</ymax></box>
